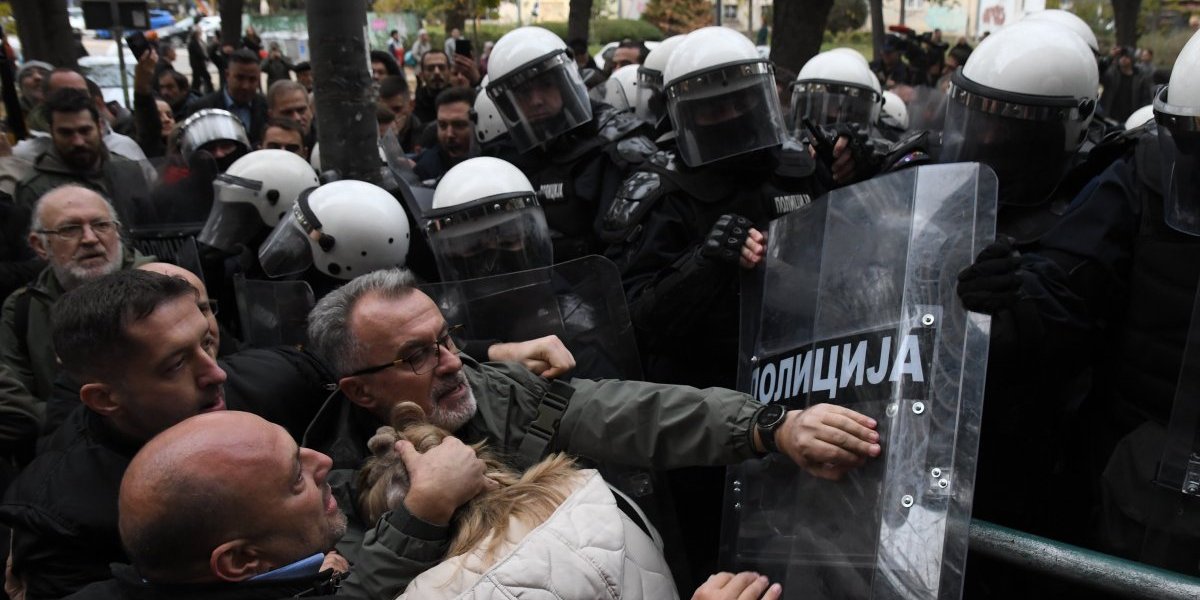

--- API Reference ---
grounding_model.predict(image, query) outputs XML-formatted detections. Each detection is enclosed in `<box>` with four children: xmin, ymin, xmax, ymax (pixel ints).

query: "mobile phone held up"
<box><xmin>126</xmin><ymin>31</ymin><xmax>151</xmax><ymax>59</ymax></box>
<box><xmin>455</xmin><ymin>38</ymin><xmax>473</xmax><ymax>59</ymax></box>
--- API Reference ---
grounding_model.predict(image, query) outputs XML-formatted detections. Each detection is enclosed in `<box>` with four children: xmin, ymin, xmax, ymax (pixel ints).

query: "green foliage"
<box><xmin>1137</xmin><ymin>27</ymin><xmax>1194</xmax><ymax>67</ymax></box>
<box><xmin>424</xmin><ymin>19</ymin><xmax>662</xmax><ymax>46</ymax></box>
<box><xmin>641</xmin><ymin>0</ymin><xmax>714</xmax><ymax>35</ymax></box>
<box><xmin>826</xmin><ymin>0</ymin><xmax>868</xmax><ymax>33</ymax></box>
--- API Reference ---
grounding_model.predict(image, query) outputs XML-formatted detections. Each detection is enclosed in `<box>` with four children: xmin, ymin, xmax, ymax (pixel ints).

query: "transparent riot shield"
<box><xmin>232</xmin><ymin>274</ymin><xmax>316</xmax><ymax>349</ymax></box>
<box><xmin>419</xmin><ymin>255</ymin><xmax>642</xmax><ymax>381</ymax></box>
<box><xmin>721</xmin><ymin>163</ymin><xmax>998</xmax><ymax>599</ymax></box>
<box><xmin>1157</xmin><ymin>282</ymin><xmax>1200</xmax><ymax>497</ymax></box>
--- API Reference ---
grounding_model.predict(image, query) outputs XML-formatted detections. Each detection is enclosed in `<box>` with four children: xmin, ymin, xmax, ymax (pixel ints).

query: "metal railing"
<box><xmin>969</xmin><ymin>519</ymin><xmax>1200</xmax><ymax>599</ymax></box>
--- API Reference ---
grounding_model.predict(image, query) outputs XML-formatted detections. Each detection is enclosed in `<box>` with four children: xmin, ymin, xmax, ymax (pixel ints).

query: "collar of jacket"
<box><xmin>109</xmin><ymin>563</ymin><xmax>343</xmax><ymax>600</ymax></box>
<box><xmin>33</xmin><ymin>145</ymin><xmax>112</xmax><ymax>178</ymax></box>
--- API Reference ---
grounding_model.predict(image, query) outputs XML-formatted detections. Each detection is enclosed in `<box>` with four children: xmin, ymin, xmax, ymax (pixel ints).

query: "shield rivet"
<box><xmin>931</xmin><ymin>468</ymin><xmax>942</xmax><ymax>478</ymax></box>
<box><xmin>901</xmin><ymin>495</ymin><xmax>914</xmax><ymax>508</ymax></box>
<box><xmin>938</xmin><ymin>478</ymin><xmax>950</xmax><ymax>489</ymax></box>
<box><xmin>912</xmin><ymin>402</ymin><xmax>925</xmax><ymax>415</ymax></box>
<box><xmin>922</xmin><ymin>314</ymin><xmax>935</xmax><ymax>326</ymax></box>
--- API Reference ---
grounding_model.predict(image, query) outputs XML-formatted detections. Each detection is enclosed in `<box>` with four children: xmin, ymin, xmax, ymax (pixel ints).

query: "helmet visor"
<box><xmin>667</xmin><ymin>63</ymin><xmax>786</xmax><ymax>167</ymax></box>
<box><xmin>178</xmin><ymin>110</ymin><xmax>250</xmax><ymax>162</ymax></box>
<box><xmin>489</xmin><ymin>52</ymin><xmax>592</xmax><ymax>152</ymax></box>
<box><xmin>1154</xmin><ymin>87</ymin><xmax>1200</xmax><ymax>235</ymax></box>
<box><xmin>791</xmin><ymin>81</ymin><xmax>881</xmax><ymax>128</ymax></box>
<box><xmin>635</xmin><ymin>68</ymin><xmax>666</xmax><ymax>124</ymax></box>
<box><xmin>428</xmin><ymin>197</ymin><xmax>552</xmax><ymax>281</ymax></box>
<box><xmin>258</xmin><ymin>210</ymin><xmax>314</xmax><ymax>278</ymax></box>
<box><xmin>198</xmin><ymin>179</ymin><xmax>267</xmax><ymax>253</ymax></box>
<box><xmin>941</xmin><ymin>75</ymin><xmax>1091</xmax><ymax>206</ymax></box>
<box><xmin>590</xmin><ymin>76</ymin><xmax>632</xmax><ymax>111</ymax></box>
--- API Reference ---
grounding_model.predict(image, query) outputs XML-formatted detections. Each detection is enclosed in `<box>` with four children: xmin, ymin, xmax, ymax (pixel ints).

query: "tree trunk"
<box><xmin>308</xmin><ymin>0</ymin><xmax>380</xmax><ymax>184</ymax></box>
<box><xmin>869</xmin><ymin>0</ymin><xmax>885</xmax><ymax>60</ymax></box>
<box><xmin>568</xmin><ymin>0</ymin><xmax>593</xmax><ymax>43</ymax></box>
<box><xmin>11</xmin><ymin>0</ymin><xmax>78</xmax><ymax>68</ymax></box>
<box><xmin>1111</xmin><ymin>0</ymin><xmax>1141</xmax><ymax>47</ymax></box>
<box><xmin>220</xmin><ymin>0</ymin><xmax>244</xmax><ymax>46</ymax></box>
<box><xmin>770</xmin><ymin>0</ymin><xmax>834</xmax><ymax>72</ymax></box>
<box><xmin>445</xmin><ymin>5</ymin><xmax>467</xmax><ymax>35</ymax></box>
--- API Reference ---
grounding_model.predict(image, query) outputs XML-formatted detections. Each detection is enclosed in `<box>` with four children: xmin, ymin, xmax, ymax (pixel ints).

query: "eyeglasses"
<box><xmin>265</xmin><ymin>141</ymin><xmax>303</xmax><ymax>153</ymax></box>
<box><xmin>199</xmin><ymin>298</ymin><xmax>220</xmax><ymax>316</ymax></box>
<box><xmin>37</xmin><ymin>219</ymin><xmax>119</xmax><ymax>240</ymax></box>
<box><xmin>348</xmin><ymin>324</ymin><xmax>465</xmax><ymax>377</ymax></box>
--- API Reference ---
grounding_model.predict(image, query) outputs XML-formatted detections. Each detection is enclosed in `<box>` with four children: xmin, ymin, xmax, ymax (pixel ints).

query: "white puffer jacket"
<box><xmin>397</xmin><ymin>469</ymin><xmax>678</xmax><ymax>600</ymax></box>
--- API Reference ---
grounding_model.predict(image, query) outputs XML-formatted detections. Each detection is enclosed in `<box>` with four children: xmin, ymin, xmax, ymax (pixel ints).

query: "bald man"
<box><xmin>63</xmin><ymin>411</ymin><xmax>477</xmax><ymax>598</ymax></box>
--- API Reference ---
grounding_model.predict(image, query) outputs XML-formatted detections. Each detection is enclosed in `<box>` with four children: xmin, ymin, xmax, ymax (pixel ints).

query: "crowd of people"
<box><xmin>0</xmin><ymin>6</ymin><xmax>1192</xmax><ymax>599</ymax></box>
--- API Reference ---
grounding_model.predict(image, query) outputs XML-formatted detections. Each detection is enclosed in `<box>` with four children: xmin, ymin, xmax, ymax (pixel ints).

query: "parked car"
<box><xmin>95</xmin><ymin>9</ymin><xmax>175</xmax><ymax>39</ymax></box>
<box><xmin>78</xmin><ymin>56</ymin><xmax>135</xmax><ymax>108</ymax></box>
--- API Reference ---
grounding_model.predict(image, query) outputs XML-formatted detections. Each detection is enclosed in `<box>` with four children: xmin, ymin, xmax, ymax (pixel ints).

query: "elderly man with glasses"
<box><xmin>0</xmin><ymin>185</ymin><xmax>155</xmax><ymax>406</ymax></box>
<box><xmin>303</xmin><ymin>268</ymin><xmax>882</xmax><ymax>598</ymax></box>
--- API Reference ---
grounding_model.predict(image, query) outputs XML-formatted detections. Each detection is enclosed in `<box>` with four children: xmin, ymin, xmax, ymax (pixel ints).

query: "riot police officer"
<box><xmin>484</xmin><ymin>26</ymin><xmax>657</xmax><ymax>263</ymax></box>
<box><xmin>939</xmin><ymin>19</ymin><xmax>1099</xmax><ymax>243</ymax></box>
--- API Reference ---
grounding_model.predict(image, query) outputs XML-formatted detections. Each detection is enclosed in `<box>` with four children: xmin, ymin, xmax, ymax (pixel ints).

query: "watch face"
<box><xmin>758</xmin><ymin>403</ymin><xmax>786</xmax><ymax>427</ymax></box>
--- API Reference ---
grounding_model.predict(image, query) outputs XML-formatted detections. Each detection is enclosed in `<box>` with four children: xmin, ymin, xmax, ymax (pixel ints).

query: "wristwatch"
<box><xmin>754</xmin><ymin>404</ymin><xmax>788</xmax><ymax>454</ymax></box>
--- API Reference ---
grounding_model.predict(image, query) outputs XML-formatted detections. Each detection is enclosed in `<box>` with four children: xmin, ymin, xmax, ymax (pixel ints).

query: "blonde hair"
<box><xmin>357</xmin><ymin>402</ymin><xmax>581</xmax><ymax>559</ymax></box>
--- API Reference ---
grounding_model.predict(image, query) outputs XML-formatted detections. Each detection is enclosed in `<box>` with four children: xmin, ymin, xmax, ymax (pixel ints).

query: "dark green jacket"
<box><xmin>14</xmin><ymin>148</ymin><xmax>156</xmax><ymax>227</ymax></box>
<box><xmin>307</xmin><ymin>355</ymin><xmax>760</xmax><ymax>598</ymax></box>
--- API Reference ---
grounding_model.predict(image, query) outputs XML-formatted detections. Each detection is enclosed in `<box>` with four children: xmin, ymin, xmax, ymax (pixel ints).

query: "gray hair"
<box><xmin>267</xmin><ymin>79</ymin><xmax>308</xmax><ymax>111</ymax></box>
<box><xmin>29</xmin><ymin>184</ymin><xmax>119</xmax><ymax>243</ymax></box>
<box><xmin>306</xmin><ymin>268</ymin><xmax>419</xmax><ymax>377</ymax></box>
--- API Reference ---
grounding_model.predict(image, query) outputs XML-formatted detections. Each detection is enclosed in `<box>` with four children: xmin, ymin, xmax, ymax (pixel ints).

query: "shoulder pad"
<box><xmin>774</xmin><ymin>136</ymin><xmax>816</xmax><ymax>179</ymax></box>
<box><xmin>611</xmin><ymin>135</ymin><xmax>658</xmax><ymax>167</ymax></box>
<box><xmin>599</xmin><ymin>169</ymin><xmax>670</xmax><ymax>244</ymax></box>
<box><xmin>595</xmin><ymin>106</ymin><xmax>650</xmax><ymax>143</ymax></box>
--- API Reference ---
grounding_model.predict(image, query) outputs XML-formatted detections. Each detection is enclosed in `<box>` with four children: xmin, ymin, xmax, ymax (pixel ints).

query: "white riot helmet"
<box><xmin>880</xmin><ymin>90</ymin><xmax>909</xmax><ymax>130</ymax></box>
<box><xmin>176</xmin><ymin>109</ymin><xmax>251</xmax><ymax>164</ymax></box>
<box><xmin>473</xmin><ymin>86</ymin><xmax>509</xmax><ymax>144</ymax></box>
<box><xmin>635</xmin><ymin>35</ymin><xmax>686</xmax><ymax>124</ymax></box>
<box><xmin>1124</xmin><ymin>104</ymin><xmax>1155</xmax><ymax>130</ymax></box>
<box><xmin>792</xmin><ymin>48</ymin><xmax>883</xmax><ymax>127</ymax></box>
<box><xmin>426</xmin><ymin>157</ymin><xmax>552</xmax><ymax>281</ymax></box>
<box><xmin>592</xmin><ymin>64</ymin><xmax>640</xmax><ymax>111</ymax></box>
<box><xmin>1153</xmin><ymin>29</ymin><xmax>1200</xmax><ymax>234</ymax></box>
<box><xmin>663</xmin><ymin>27</ymin><xmax>787</xmax><ymax>168</ymax></box>
<box><xmin>198</xmin><ymin>149</ymin><xmax>319</xmax><ymax>253</ymax></box>
<box><xmin>1024</xmin><ymin>9</ymin><xmax>1100</xmax><ymax>54</ymax></box>
<box><xmin>258</xmin><ymin>180</ymin><xmax>411</xmax><ymax>280</ymax></box>
<box><xmin>941</xmin><ymin>20</ymin><xmax>1098</xmax><ymax>206</ymax></box>
<box><xmin>486</xmin><ymin>27</ymin><xmax>593</xmax><ymax>152</ymax></box>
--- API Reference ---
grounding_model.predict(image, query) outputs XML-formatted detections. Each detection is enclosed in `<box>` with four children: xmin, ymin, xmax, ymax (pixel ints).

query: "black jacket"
<box><xmin>66</xmin><ymin>564</ymin><xmax>341</xmax><ymax>600</ymax></box>
<box><xmin>186</xmin><ymin>92</ymin><xmax>269</xmax><ymax>146</ymax></box>
<box><xmin>0</xmin><ymin>347</ymin><xmax>335</xmax><ymax>599</ymax></box>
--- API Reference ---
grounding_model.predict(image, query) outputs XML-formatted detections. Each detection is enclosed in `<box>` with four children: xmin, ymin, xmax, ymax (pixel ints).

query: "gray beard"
<box><xmin>53</xmin><ymin>240</ymin><xmax>123</xmax><ymax>290</ymax></box>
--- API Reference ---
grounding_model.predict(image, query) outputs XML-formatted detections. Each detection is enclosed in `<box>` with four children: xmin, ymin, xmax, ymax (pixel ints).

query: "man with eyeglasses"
<box><xmin>0</xmin><ymin>185</ymin><xmax>155</xmax><ymax>406</ymax></box>
<box><xmin>304</xmin><ymin>268</ymin><xmax>880</xmax><ymax>598</ymax></box>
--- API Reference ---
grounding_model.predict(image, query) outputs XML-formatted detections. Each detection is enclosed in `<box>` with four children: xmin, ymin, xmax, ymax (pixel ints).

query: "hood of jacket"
<box><xmin>398</xmin><ymin>469</ymin><xmax>677</xmax><ymax>600</ymax></box>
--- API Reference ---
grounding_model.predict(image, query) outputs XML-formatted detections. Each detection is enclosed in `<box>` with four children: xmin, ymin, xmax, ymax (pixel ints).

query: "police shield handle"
<box><xmin>692</xmin><ymin>572</ymin><xmax>782</xmax><ymax>600</ymax></box>
<box><xmin>486</xmin><ymin>334</ymin><xmax>577</xmax><ymax>379</ymax></box>
<box><xmin>757</xmin><ymin>405</ymin><xmax>882</xmax><ymax>481</ymax></box>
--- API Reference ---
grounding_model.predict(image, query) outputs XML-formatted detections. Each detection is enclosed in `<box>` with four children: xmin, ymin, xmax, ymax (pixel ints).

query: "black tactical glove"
<box><xmin>956</xmin><ymin>237</ymin><xmax>1023</xmax><ymax>314</ymax></box>
<box><xmin>700</xmin><ymin>214</ymin><xmax>753</xmax><ymax>266</ymax></box>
